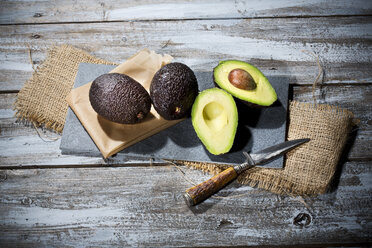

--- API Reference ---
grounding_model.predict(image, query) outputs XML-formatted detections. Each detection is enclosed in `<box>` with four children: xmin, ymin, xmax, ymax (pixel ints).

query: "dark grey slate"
<box><xmin>60</xmin><ymin>63</ymin><xmax>289</xmax><ymax>167</ymax></box>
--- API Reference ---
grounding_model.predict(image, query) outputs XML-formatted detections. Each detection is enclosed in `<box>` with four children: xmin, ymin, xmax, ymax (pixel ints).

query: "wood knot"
<box><xmin>293</xmin><ymin>213</ymin><xmax>311</xmax><ymax>227</ymax></box>
<box><xmin>33</xmin><ymin>13</ymin><xmax>43</xmax><ymax>18</ymax></box>
<box><xmin>21</xmin><ymin>197</ymin><xmax>33</xmax><ymax>206</ymax></box>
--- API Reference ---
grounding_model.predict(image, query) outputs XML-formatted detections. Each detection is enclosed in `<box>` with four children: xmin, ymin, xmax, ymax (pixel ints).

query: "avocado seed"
<box><xmin>228</xmin><ymin>69</ymin><xmax>256</xmax><ymax>90</ymax></box>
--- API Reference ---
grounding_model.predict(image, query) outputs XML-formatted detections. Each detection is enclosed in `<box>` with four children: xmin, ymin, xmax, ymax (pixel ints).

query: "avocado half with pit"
<box><xmin>191</xmin><ymin>88</ymin><xmax>238</xmax><ymax>155</ymax></box>
<box><xmin>214</xmin><ymin>60</ymin><xmax>277</xmax><ymax>106</ymax></box>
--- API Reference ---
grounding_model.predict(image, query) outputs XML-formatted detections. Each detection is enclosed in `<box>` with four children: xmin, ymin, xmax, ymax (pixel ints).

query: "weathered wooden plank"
<box><xmin>0</xmin><ymin>161</ymin><xmax>370</xmax><ymax>247</ymax></box>
<box><xmin>1</xmin><ymin>0</ymin><xmax>371</xmax><ymax>25</ymax></box>
<box><xmin>0</xmin><ymin>84</ymin><xmax>371</xmax><ymax>167</ymax></box>
<box><xmin>1</xmin><ymin>17</ymin><xmax>371</xmax><ymax>91</ymax></box>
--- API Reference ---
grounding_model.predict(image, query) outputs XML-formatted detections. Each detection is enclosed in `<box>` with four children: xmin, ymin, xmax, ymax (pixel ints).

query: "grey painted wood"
<box><xmin>0</xmin><ymin>2</ymin><xmax>371</xmax><ymax>246</ymax></box>
<box><xmin>0</xmin><ymin>162</ymin><xmax>370</xmax><ymax>247</ymax></box>
<box><xmin>1</xmin><ymin>84</ymin><xmax>370</xmax><ymax>167</ymax></box>
<box><xmin>1</xmin><ymin>0</ymin><xmax>371</xmax><ymax>25</ymax></box>
<box><xmin>1</xmin><ymin>17</ymin><xmax>372</xmax><ymax>91</ymax></box>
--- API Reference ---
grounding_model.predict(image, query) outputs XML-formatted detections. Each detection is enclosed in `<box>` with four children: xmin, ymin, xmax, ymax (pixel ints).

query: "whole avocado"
<box><xmin>89</xmin><ymin>73</ymin><xmax>151</xmax><ymax>124</ymax></box>
<box><xmin>150</xmin><ymin>62</ymin><xmax>198</xmax><ymax>120</ymax></box>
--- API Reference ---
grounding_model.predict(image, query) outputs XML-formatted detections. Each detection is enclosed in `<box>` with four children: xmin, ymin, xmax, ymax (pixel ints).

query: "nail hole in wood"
<box><xmin>33</xmin><ymin>13</ymin><xmax>43</xmax><ymax>18</ymax></box>
<box><xmin>21</xmin><ymin>197</ymin><xmax>33</xmax><ymax>206</ymax></box>
<box><xmin>217</xmin><ymin>219</ymin><xmax>233</xmax><ymax>229</ymax></box>
<box><xmin>293</xmin><ymin>213</ymin><xmax>311</xmax><ymax>227</ymax></box>
<box><xmin>31</xmin><ymin>34</ymin><xmax>41</xmax><ymax>39</ymax></box>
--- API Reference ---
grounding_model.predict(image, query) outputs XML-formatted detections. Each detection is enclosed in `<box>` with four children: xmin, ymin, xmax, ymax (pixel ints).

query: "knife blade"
<box><xmin>183</xmin><ymin>138</ymin><xmax>310</xmax><ymax>206</ymax></box>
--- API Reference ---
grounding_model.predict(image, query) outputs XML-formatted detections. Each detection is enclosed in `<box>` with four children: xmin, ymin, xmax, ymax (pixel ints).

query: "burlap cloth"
<box><xmin>14</xmin><ymin>45</ymin><xmax>355</xmax><ymax>196</ymax></box>
<box><xmin>14</xmin><ymin>44</ymin><xmax>117</xmax><ymax>132</ymax></box>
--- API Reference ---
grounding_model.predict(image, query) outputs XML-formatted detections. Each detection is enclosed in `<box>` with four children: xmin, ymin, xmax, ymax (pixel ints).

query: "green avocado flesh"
<box><xmin>214</xmin><ymin>60</ymin><xmax>277</xmax><ymax>106</ymax></box>
<box><xmin>191</xmin><ymin>88</ymin><xmax>238</xmax><ymax>155</ymax></box>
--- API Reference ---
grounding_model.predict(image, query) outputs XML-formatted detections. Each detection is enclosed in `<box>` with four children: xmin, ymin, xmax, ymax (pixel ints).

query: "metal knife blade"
<box><xmin>251</xmin><ymin>138</ymin><xmax>310</xmax><ymax>165</ymax></box>
<box><xmin>234</xmin><ymin>138</ymin><xmax>310</xmax><ymax>173</ymax></box>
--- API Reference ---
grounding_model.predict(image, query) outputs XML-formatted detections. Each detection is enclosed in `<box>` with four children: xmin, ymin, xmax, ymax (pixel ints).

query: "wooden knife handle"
<box><xmin>183</xmin><ymin>167</ymin><xmax>238</xmax><ymax>206</ymax></box>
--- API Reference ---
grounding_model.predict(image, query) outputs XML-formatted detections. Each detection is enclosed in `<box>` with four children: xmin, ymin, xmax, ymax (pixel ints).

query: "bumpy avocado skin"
<box><xmin>89</xmin><ymin>73</ymin><xmax>151</xmax><ymax>124</ymax></box>
<box><xmin>150</xmin><ymin>63</ymin><xmax>199</xmax><ymax>120</ymax></box>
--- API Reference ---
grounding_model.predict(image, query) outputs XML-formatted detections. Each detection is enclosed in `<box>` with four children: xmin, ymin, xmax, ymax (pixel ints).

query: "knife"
<box><xmin>183</xmin><ymin>138</ymin><xmax>310</xmax><ymax>206</ymax></box>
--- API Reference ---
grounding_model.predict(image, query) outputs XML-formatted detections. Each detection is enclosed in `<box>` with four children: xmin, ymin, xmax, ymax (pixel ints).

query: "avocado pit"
<box><xmin>228</xmin><ymin>68</ymin><xmax>256</xmax><ymax>90</ymax></box>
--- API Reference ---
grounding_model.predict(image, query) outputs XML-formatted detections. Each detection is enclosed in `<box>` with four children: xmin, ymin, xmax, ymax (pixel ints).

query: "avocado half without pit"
<box><xmin>191</xmin><ymin>88</ymin><xmax>238</xmax><ymax>155</ymax></box>
<box><xmin>150</xmin><ymin>62</ymin><xmax>199</xmax><ymax>120</ymax></box>
<box><xmin>89</xmin><ymin>73</ymin><xmax>151</xmax><ymax>124</ymax></box>
<box><xmin>214</xmin><ymin>60</ymin><xmax>277</xmax><ymax>106</ymax></box>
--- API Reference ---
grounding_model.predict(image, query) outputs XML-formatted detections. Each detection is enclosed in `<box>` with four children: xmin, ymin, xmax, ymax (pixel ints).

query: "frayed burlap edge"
<box><xmin>14</xmin><ymin>44</ymin><xmax>117</xmax><ymax>133</ymax></box>
<box><xmin>180</xmin><ymin>101</ymin><xmax>355</xmax><ymax>196</ymax></box>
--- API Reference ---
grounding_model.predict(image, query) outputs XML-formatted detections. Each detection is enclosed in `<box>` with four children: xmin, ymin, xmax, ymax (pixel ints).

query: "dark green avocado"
<box><xmin>89</xmin><ymin>73</ymin><xmax>151</xmax><ymax>124</ymax></box>
<box><xmin>150</xmin><ymin>62</ymin><xmax>198</xmax><ymax>120</ymax></box>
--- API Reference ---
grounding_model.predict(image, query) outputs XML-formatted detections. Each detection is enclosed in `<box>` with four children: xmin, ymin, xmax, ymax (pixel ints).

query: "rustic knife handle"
<box><xmin>183</xmin><ymin>167</ymin><xmax>238</xmax><ymax>206</ymax></box>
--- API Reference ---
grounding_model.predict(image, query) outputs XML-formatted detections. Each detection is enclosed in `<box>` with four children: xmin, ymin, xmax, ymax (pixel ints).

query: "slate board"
<box><xmin>60</xmin><ymin>63</ymin><xmax>289</xmax><ymax>167</ymax></box>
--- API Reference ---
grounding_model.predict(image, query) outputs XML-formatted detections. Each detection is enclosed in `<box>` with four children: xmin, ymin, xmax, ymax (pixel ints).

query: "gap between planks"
<box><xmin>0</xmin><ymin>162</ymin><xmax>174</xmax><ymax>170</ymax></box>
<box><xmin>1</xmin><ymin>14</ymin><xmax>372</xmax><ymax>26</ymax></box>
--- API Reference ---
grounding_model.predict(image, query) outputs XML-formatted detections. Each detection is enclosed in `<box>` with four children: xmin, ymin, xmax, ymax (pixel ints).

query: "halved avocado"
<box><xmin>214</xmin><ymin>60</ymin><xmax>277</xmax><ymax>106</ymax></box>
<box><xmin>191</xmin><ymin>88</ymin><xmax>238</xmax><ymax>155</ymax></box>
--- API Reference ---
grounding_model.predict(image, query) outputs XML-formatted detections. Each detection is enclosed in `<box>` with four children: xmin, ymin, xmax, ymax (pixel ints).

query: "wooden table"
<box><xmin>1</xmin><ymin>1</ymin><xmax>371</xmax><ymax>247</ymax></box>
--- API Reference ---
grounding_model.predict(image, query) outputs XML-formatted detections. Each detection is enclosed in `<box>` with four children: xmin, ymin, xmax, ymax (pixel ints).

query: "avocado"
<box><xmin>213</xmin><ymin>60</ymin><xmax>277</xmax><ymax>106</ymax></box>
<box><xmin>89</xmin><ymin>73</ymin><xmax>151</xmax><ymax>124</ymax></box>
<box><xmin>191</xmin><ymin>88</ymin><xmax>238</xmax><ymax>155</ymax></box>
<box><xmin>150</xmin><ymin>62</ymin><xmax>198</xmax><ymax>120</ymax></box>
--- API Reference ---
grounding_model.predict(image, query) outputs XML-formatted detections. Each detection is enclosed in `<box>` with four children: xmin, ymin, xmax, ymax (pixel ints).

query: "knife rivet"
<box><xmin>293</xmin><ymin>213</ymin><xmax>311</xmax><ymax>227</ymax></box>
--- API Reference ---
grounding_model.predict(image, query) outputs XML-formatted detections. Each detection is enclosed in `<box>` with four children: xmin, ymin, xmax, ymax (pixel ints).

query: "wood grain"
<box><xmin>1</xmin><ymin>84</ymin><xmax>370</xmax><ymax>168</ymax></box>
<box><xmin>0</xmin><ymin>2</ymin><xmax>371</xmax><ymax>246</ymax></box>
<box><xmin>0</xmin><ymin>162</ymin><xmax>370</xmax><ymax>247</ymax></box>
<box><xmin>1</xmin><ymin>17</ymin><xmax>371</xmax><ymax>91</ymax></box>
<box><xmin>1</xmin><ymin>0</ymin><xmax>371</xmax><ymax>25</ymax></box>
